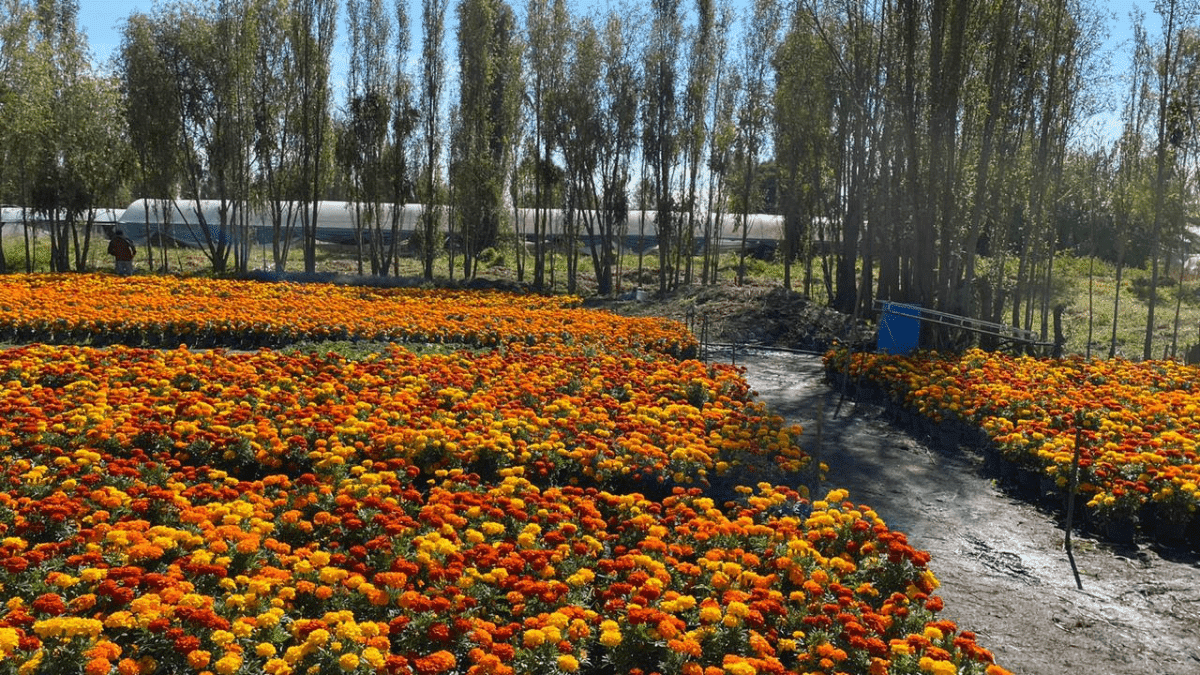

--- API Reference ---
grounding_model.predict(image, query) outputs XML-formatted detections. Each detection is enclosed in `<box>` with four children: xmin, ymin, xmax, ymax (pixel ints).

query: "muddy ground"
<box><xmin>727</xmin><ymin>348</ymin><xmax>1200</xmax><ymax>675</ymax></box>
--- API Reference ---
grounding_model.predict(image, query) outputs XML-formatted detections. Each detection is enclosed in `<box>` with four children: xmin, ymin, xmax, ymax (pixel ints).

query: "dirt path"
<box><xmin>729</xmin><ymin>349</ymin><xmax>1200</xmax><ymax>675</ymax></box>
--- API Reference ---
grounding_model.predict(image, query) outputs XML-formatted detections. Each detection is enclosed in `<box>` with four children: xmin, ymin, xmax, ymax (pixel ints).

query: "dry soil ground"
<box><xmin>599</xmin><ymin>285</ymin><xmax>1200</xmax><ymax>675</ymax></box>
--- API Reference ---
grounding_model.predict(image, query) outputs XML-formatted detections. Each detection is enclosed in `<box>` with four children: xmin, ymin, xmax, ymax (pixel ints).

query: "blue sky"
<box><xmin>79</xmin><ymin>0</ymin><xmax>142</xmax><ymax>69</ymax></box>
<box><xmin>78</xmin><ymin>0</ymin><xmax>1150</xmax><ymax>145</ymax></box>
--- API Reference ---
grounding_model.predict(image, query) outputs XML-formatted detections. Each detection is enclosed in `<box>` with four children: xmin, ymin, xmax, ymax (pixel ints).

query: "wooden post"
<box><xmin>1063</xmin><ymin>408</ymin><xmax>1084</xmax><ymax>590</ymax></box>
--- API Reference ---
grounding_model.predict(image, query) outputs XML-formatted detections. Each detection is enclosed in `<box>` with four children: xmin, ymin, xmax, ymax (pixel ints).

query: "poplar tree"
<box><xmin>524</xmin><ymin>0</ymin><xmax>568</xmax><ymax>290</ymax></box>
<box><xmin>642</xmin><ymin>0</ymin><xmax>682</xmax><ymax>294</ymax></box>
<box><xmin>733</xmin><ymin>0</ymin><xmax>779</xmax><ymax>286</ymax></box>
<box><xmin>419</xmin><ymin>0</ymin><xmax>449</xmax><ymax>280</ymax></box>
<box><xmin>452</xmin><ymin>0</ymin><xmax>522</xmax><ymax>278</ymax></box>
<box><xmin>119</xmin><ymin>11</ymin><xmax>181</xmax><ymax>274</ymax></box>
<box><xmin>678</xmin><ymin>0</ymin><xmax>724</xmax><ymax>286</ymax></box>
<box><xmin>291</xmin><ymin>0</ymin><xmax>337</xmax><ymax>274</ymax></box>
<box><xmin>340</xmin><ymin>0</ymin><xmax>393</xmax><ymax>275</ymax></box>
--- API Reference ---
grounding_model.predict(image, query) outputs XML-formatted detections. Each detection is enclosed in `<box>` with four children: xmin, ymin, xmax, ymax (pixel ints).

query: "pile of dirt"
<box><xmin>586</xmin><ymin>284</ymin><xmax>874</xmax><ymax>353</ymax></box>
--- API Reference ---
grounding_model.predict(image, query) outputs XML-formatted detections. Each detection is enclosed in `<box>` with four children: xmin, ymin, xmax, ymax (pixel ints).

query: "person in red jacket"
<box><xmin>107</xmin><ymin>229</ymin><xmax>136</xmax><ymax>276</ymax></box>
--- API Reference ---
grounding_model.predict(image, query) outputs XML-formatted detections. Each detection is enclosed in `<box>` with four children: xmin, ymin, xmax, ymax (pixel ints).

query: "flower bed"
<box><xmin>0</xmin><ymin>344</ymin><xmax>805</xmax><ymax>497</ymax></box>
<box><xmin>0</xmin><ymin>274</ymin><xmax>695</xmax><ymax>357</ymax></box>
<box><xmin>826</xmin><ymin>348</ymin><xmax>1200</xmax><ymax>540</ymax></box>
<box><xmin>0</xmin><ymin>276</ymin><xmax>1012</xmax><ymax>674</ymax></box>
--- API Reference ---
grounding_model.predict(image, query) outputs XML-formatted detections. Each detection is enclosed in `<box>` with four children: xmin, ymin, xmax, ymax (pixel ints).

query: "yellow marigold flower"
<box><xmin>18</xmin><ymin>652</ymin><xmax>43</xmax><ymax>675</ymax></box>
<box><xmin>338</xmin><ymin>653</ymin><xmax>360</xmax><ymax>671</ymax></box>
<box><xmin>335</xmin><ymin>622</ymin><xmax>363</xmax><ymax>642</ymax></box>
<box><xmin>523</xmin><ymin>628</ymin><xmax>547</xmax><ymax>648</ymax></box>
<box><xmin>890</xmin><ymin>640</ymin><xmax>911</xmax><ymax>656</ymax></box>
<box><xmin>361</xmin><ymin>647</ymin><xmax>385</xmax><ymax>668</ymax></box>
<box><xmin>47</xmin><ymin>572</ymin><xmax>78</xmax><ymax>588</ymax></box>
<box><xmin>723</xmin><ymin>659</ymin><xmax>757</xmax><ymax>675</ymax></box>
<box><xmin>319</xmin><ymin>567</ymin><xmax>346</xmax><ymax>585</ymax></box>
<box><xmin>256</xmin><ymin>610</ymin><xmax>283</xmax><ymax>629</ymax></box>
<box><xmin>557</xmin><ymin>654</ymin><xmax>580</xmax><ymax>672</ymax></box>
<box><xmin>283</xmin><ymin>645</ymin><xmax>305</xmax><ymax>664</ymax></box>
<box><xmin>698</xmin><ymin>605</ymin><xmax>723</xmax><ymax>624</ymax></box>
<box><xmin>0</xmin><ymin>627</ymin><xmax>19</xmax><ymax>653</ymax></box>
<box><xmin>264</xmin><ymin>658</ymin><xmax>293</xmax><ymax>675</ymax></box>
<box><xmin>213</xmin><ymin>654</ymin><xmax>243</xmax><ymax>675</ymax></box>
<box><xmin>210</xmin><ymin>630</ymin><xmax>235</xmax><ymax>646</ymax></box>
<box><xmin>599</xmin><ymin>630</ymin><xmax>622</xmax><ymax>648</ymax></box>
<box><xmin>306</xmin><ymin>629</ymin><xmax>331</xmax><ymax>647</ymax></box>
<box><xmin>257</xmin><ymin>643</ymin><xmax>278</xmax><ymax>658</ymax></box>
<box><xmin>34</xmin><ymin>617</ymin><xmax>104</xmax><ymax>640</ymax></box>
<box><xmin>919</xmin><ymin>657</ymin><xmax>958</xmax><ymax>675</ymax></box>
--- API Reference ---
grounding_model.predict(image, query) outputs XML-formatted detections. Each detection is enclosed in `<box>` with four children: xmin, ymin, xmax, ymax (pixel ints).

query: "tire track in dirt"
<box><xmin>730</xmin><ymin>349</ymin><xmax>1200</xmax><ymax>675</ymax></box>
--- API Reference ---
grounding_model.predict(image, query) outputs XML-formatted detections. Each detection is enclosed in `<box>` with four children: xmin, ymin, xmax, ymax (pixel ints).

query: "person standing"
<box><xmin>107</xmin><ymin>229</ymin><xmax>137</xmax><ymax>276</ymax></box>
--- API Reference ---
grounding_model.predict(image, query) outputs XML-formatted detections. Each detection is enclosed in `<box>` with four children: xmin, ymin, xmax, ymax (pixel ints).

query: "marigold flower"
<box><xmin>722</xmin><ymin>657</ymin><xmax>757</xmax><ymax>675</ymax></box>
<box><xmin>599</xmin><ymin>630</ymin><xmax>622</xmax><ymax>648</ymax></box>
<box><xmin>187</xmin><ymin>649</ymin><xmax>211</xmax><ymax>669</ymax></box>
<box><xmin>918</xmin><ymin>656</ymin><xmax>958</xmax><ymax>675</ymax></box>
<box><xmin>213</xmin><ymin>654</ymin><xmax>243</xmax><ymax>675</ymax></box>
<box><xmin>362</xmin><ymin>647</ymin><xmax>386</xmax><ymax>668</ymax></box>
<box><xmin>698</xmin><ymin>605</ymin><xmax>723</xmax><ymax>624</ymax></box>
<box><xmin>523</xmin><ymin>628</ymin><xmax>547</xmax><ymax>648</ymax></box>
<box><xmin>557</xmin><ymin>654</ymin><xmax>580</xmax><ymax>672</ymax></box>
<box><xmin>0</xmin><ymin>628</ymin><xmax>18</xmax><ymax>655</ymax></box>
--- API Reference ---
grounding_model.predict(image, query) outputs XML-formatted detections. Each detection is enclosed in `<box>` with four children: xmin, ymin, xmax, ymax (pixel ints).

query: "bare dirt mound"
<box><xmin>586</xmin><ymin>284</ymin><xmax>871</xmax><ymax>352</ymax></box>
<box><xmin>734</xmin><ymin>349</ymin><xmax>1200</xmax><ymax>675</ymax></box>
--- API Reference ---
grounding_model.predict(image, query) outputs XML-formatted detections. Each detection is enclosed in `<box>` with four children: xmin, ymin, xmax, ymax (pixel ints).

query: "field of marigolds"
<box><xmin>0</xmin><ymin>274</ymin><xmax>1012</xmax><ymax>675</ymax></box>
<box><xmin>826</xmin><ymin>347</ymin><xmax>1200</xmax><ymax>547</ymax></box>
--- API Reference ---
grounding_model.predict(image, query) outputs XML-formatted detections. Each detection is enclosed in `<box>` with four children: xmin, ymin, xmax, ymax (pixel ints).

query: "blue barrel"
<box><xmin>877</xmin><ymin>302</ymin><xmax>921</xmax><ymax>355</ymax></box>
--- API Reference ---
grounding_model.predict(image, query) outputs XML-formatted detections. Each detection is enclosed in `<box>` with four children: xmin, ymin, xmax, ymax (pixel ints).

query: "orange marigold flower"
<box><xmin>187</xmin><ymin>650</ymin><xmax>211</xmax><ymax>670</ymax></box>
<box><xmin>413</xmin><ymin>650</ymin><xmax>456</xmax><ymax>675</ymax></box>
